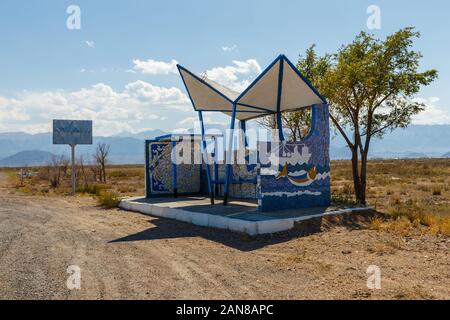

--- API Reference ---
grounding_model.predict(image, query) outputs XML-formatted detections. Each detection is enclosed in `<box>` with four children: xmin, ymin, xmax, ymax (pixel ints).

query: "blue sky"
<box><xmin>0</xmin><ymin>0</ymin><xmax>449</xmax><ymax>135</ymax></box>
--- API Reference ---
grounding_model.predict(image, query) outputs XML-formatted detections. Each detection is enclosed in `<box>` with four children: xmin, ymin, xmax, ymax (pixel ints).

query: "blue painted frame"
<box><xmin>172</xmin><ymin>140</ymin><xmax>177</xmax><ymax>198</ymax></box>
<box><xmin>223</xmin><ymin>103</ymin><xmax>237</xmax><ymax>206</ymax></box>
<box><xmin>276</xmin><ymin>58</ymin><xmax>285</xmax><ymax>142</ymax></box>
<box><xmin>198</xmin><ymin>111</ymin><xmax>214</xmax><ymax>204</ymax></box>
<box><xmin>240</xmin><ymin>120</ymin><xmax>248</xmax><ymax>148</ymax></box>
<box><xmin>145</xmin><ymin>139</ymin><xmax>152</xmax><ymax>198</ymax></box>
<box><xmin>213</xmin><ymin>136</ymin><xmax>220</xmax><ymax>196</ymax></box>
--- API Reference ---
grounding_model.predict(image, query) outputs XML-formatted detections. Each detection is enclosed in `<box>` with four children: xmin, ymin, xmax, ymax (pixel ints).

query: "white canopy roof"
<box><xmin>177</xmin><ymin>55</ymin><xmax>326</xmax><ymax>121</ymax></box>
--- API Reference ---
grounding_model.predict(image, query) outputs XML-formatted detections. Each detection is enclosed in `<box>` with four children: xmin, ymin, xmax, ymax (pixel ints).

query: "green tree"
<box><xmin>258</xmin><ymin>110</ymin><xmax>312</xmax><ymax>141</ymax></box>
<box><xmin>282</xmin><ymin>110</ymin><xmax>312</xmax><ymax>141</ymax></box>
<box><xmin>297</xmin><ymin>28</ymin><xmax>438</xmax><ymax>204</ymax></box>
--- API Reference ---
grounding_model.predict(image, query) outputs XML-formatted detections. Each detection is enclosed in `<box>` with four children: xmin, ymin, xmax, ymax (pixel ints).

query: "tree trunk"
<box><xmin>351</xmin><ymin>147</ymin><xmax>361</xmax><ymax>202</ymax></box>
<box><xmin>102</xmin><ymin>162</ymin><xmax>106</xmax><ymax>183</ymax></box>
<box><xmin>359</xmin><ymin>132</ymin><xmax>372</xmax><ymax>205</ymax></box>
<box><xmin>359</xmin><ymin>152</ymin><xmax>368</xmax><ymax>204</ymax></box>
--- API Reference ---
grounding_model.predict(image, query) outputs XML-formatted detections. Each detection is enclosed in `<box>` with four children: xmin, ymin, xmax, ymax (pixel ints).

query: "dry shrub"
<box><xmin>286</xmin><ymin>252</ymin><xmax>307</xmax><ymax>264</ymax></box>
<box><xmin>417</xmin><ymin>185</ymin><xmax>430</xmax><ymax>192</ymax></box>
<box><xmin>368</xmin><ymin>217</ymin><xmax>383</xmax><ymax>230</ymax></box>
<box><xmin>17</xmin><ymin>186</ymin><xmax>32</xmax><ymax>194</ymax></box>
<box><xmin>78</xmin><ymin>184</ymin><xmax>109</xmax><ymax>196</ymax></box>
<box><xmin>108</xmin><ymin>170</ymin><xmax>129</xmax><ymax>178</ymax></box>
<box><xmin>393</xmin><ymin>287</ymin><xmax>434</xmax><ymax>300</ymax></box>
<box><xmin>429</xmin><ymin>217</ymin><xmax>450</xmax><ymax>236</ymax></box>
<box><xmin>390</xmin><ymin>196</ymin><xmax>401</xmax><ymax>207</ymax></box>
<box><xmin>331</xmin><ymin>194</ymin><xmax>355</xmax><ymax>205</ymax></box>
<box><xmin>7</xmin><ymin>172</ymin><xmax>21</xmax><ymax>187</ymax></box>
<box><xmin>386</xmin><ymin>217</ymin><xmax>413</xmax><ymax>236</ymax></box>
<box><xmin>342</xmin><ymin>183</ymin><xmax>353</xmax><ymax>195</ymax></box>
<box><xmin>108</xmin><ymin>167</ymin><xmax>144</xmax><ymax>179</ymax></box>
<box><xmin>97</xmin><ymin>190</ymin><xmax>120</xmax><ymax>209</ymax></box>
<box><xmin>384</xmin><ymin>197</ymin><xmax>450</xmax><ymax>236</ymax></box>
<box><xmin>419</xmin><ymin>213</ymin><xmax>437</xmax><ymax>227</ymax></box>
<box><xmin>118</xmin><ymin>185</ymin><xmax>137</xmax><ymax>194</ymax></box>
<box><xmin>285</xmin><ymin>253</ymin><xmax>332</xmax><ymax>272</ymax></box>
<box><xmin>432</xmin><ymin>186</ymin><xmax>442</xmax><ymax>196</ymax></box>
<box><xmin>367</xmin><ymin>239</ymin><xmax>401</xmax><ymax>255</ymax></box>
<box><xmin>439</xmin><ymin>219</ymin><xmax>450</xmax><ymax>236</ymax></box>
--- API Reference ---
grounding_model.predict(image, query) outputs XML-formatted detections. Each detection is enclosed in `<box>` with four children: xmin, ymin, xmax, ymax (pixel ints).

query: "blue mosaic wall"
<box><xmin>257</xmin><ymin>104</ymin><xmax>331</xmax><ymax>211</ymax></box>
<box><xmin>149</xmin><ymin>142</ymin><xmax>201</xmax><ymax>195</ymax></box>
<box><xmin>149</xmin><ymin>142</ymin><xmax>173</xmax><ymax>194</ymax></box>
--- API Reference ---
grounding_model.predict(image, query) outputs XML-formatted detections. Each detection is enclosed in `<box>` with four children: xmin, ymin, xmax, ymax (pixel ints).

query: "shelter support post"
<box><xmin>276</xmin><ymin>112</ymin><xmax>284</xmax><ymax>142</ymax></box>
<box><xmin>239</xmin><ymin>120</ymin><xmax>248</xmax><ymax>168</ymax></box>
<box><xmin>198</xmin><ymin>111</ymin><xmax>214</xmax><ymax>204</ymax></box>
<box><xmin>276</xmin><ymin>57</ymin><xmax>285</xmax><ymax>142</ymax></box>
<box><xmin>213</xmin><ymin>136</ymin><xmax>219</xmax><ymax>197</ymax></box>
<box><xmin>224</xmin><ymin>103</ymin><xmax>237</xmax><ymax>206</ymax></box>
<box><xmin>239</xmin><ymin>120</ymin><xmax>248</xmax><ymax>148</ymax></box>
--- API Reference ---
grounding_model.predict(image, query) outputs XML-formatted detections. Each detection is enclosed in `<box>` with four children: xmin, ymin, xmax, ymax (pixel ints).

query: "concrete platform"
<box><xmin>119</xmin><ymin>196</ymin><xmax>371</xmax><ymax>235</ymax></box>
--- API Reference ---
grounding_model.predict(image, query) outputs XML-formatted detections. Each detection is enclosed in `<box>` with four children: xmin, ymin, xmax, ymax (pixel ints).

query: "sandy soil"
<box><xmin>0</xmin><ymin>172</ymin><xmax>449</xmax><ymax>300</ymax></box>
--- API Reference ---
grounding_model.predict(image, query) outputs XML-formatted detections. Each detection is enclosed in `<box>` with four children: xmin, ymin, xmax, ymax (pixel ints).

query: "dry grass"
<box><xmin>392</xmin><ymin>286</ymin><xmax>436</xmax><ymax>300</ymax></box>
<box><xmin>285</xmin><ymin>252</ymin><xmax>333</xmax><ymax>272</ymax></box>
<box><xmin>2</xmin><ymin>164</ymin><xmax>144</xmax><ymax>197</ymax></box>
<box><xmin>368</xmin><ymin>217</ymin><xmax>383</xmax><ymax>230</ymax></box>
<box><xmin>367</xmin><ymin>237</ymin><xmax>404</xmax><ymax>255</ymax></box>
<box><xmin>331</xmin><ymin>158</ymin><xmax>450</xmax><ymax>237</ymax></box>
<box><xmin>1</xmin><ymin>165</ymin><xmax>144</xmax><ymax>209</ymax></box>
<box><xmin>2</xmin><ymin>158</ymin><xmax>450</xmax><ymax>236</ymax></box>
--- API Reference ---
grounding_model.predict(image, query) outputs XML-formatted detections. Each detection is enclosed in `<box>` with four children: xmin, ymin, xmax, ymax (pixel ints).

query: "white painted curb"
<box><xmin>119</xmin><ymin>197</ymin><xmax>371</xmax><ymax>235</ymax></box>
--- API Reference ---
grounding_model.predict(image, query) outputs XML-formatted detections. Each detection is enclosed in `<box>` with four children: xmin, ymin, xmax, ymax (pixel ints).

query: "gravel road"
<box><xmin>0</xmin><ymin>172</ymin><xmax>449</xmax><ymax>299</ymax></box>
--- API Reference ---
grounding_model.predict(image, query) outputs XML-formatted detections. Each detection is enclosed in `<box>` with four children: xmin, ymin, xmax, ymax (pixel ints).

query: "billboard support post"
<box><xmin>71</xmin><ymin>144</ymin><xmax>76</xmax><ymax>195</ymax></box>
<box><xmin>53</xmin><ymin>119</ymin><xmax>93</xmax><ymax>196</ymax></box>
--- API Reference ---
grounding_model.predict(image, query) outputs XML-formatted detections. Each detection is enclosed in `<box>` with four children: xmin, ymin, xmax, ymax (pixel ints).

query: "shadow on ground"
<box><xmin>109</xmin><ymin>210</ymin><xmax>385</xmax><ymax>252</ymax></box>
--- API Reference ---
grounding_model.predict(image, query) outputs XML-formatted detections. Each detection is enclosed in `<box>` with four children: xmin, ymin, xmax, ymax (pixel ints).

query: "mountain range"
<box><xmin>0</xmin><ymin>125</ymin><xmax>449</xmax><ymax>167</ymax></box>
<box><xmin>0</xmin><ymin>129</ymin><xmax>166</xmax><ymax>166</ymax></box>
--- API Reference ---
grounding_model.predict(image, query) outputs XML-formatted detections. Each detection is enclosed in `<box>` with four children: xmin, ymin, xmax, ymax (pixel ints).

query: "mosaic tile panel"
<box><xmin>258</xmin><ymin>104</ymin><xmax>331</xmax><ymax>211</ymax></box>
<box><xmin>149</xmin><ymin>141</ymin><xmax>201</xmax><ymax>195</ymax></box>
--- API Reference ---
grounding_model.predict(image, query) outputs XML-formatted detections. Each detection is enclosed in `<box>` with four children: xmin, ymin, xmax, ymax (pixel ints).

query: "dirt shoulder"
<box><xmin>0</xmin><ymin>172</ymin><xmax>449</xmax><ymax>300</ymax></box>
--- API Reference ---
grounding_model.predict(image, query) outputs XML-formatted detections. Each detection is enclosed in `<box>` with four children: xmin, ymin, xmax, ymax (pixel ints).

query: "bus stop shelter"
<box><xmin>144</xmin><ymin>54</ymin><xmax>331</xmax><ymax>212</ymax></box>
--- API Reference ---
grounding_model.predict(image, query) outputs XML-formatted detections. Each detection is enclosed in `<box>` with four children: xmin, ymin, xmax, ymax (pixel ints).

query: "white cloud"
<box><xmin>177</xmin><ymin>116</ymin><xmax>198</xmax><ymax>126</ymax></box>
<box><xmin>0</xmin><ymin>58</ymin><xmax>265</xmax><ymax>136</ymax></box>
<box><xmin>412</xmin><ymin>97</ymin><xmax>450</xmax><ymax>125</ymax></box>
<box><xmin>172</xmin><ymin>127</ymin><xmax>191</xmax><ymax>134</ymax></box>
<box><xmin>205</xmin><ymin>59</ymin><xmax>261</xmax><ymax>91</ymax></box>
<box><xmin>124</xmin><ymin>80</ymin><xmax>188</xmax><ymax>106</ymax></box>
<box><xmin>176</xmin><ymin>113</ymin><xmax>228</xmax><ymax>132</ymax></box>
<box><xmin>0</xmin><ymin>96</ymin><xmax>29</xmax><ymax>122</ymax></box>
<box><xmin>85</xmin><ymin>40</ymin><xmax>95</xmax><ymax>48</ymax></box>
<box><xmin>130</xmin><ymin>57</ymin><xmax>261</xmax><ymax>92</ymax></box>
<box><xmin>0</xmin><ymin>81</ymin><xmax>191</xmax><ymax>136</ymax></box>
<box><xmin>222</xmin><ymin>45</ymin><xmax>237</xmax><ymax>52</ymax></box>
<box><xmin>132</xmin><ymin>58</ymin><xmax>178</xmax><ymax>75</ymax></box>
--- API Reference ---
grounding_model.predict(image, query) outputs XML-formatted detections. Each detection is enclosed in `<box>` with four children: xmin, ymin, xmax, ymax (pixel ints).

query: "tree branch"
<box><xmin>329</xmin><ymin>113</ymin><xmax>354</xmax><ymax>149</ymax></box>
